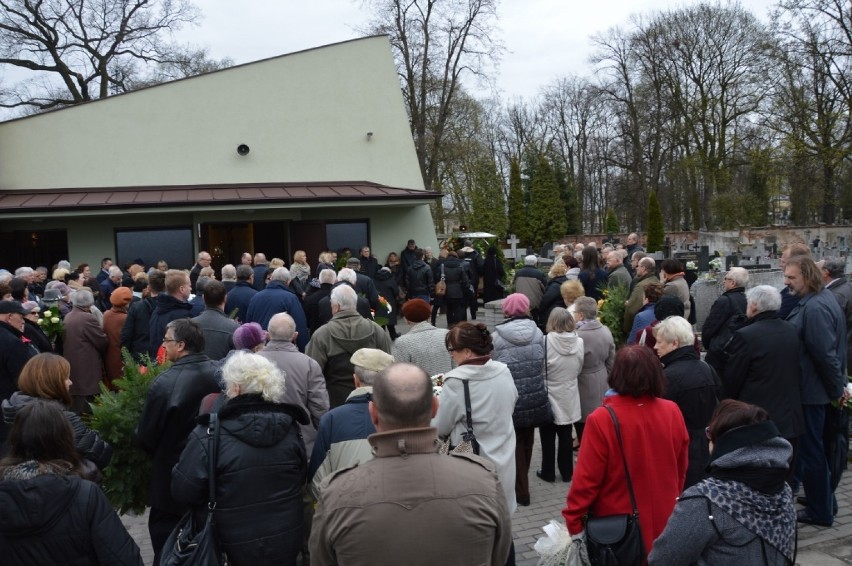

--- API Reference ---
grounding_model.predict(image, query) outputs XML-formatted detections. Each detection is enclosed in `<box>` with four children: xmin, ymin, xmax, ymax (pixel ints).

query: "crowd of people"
<box><xmin>0</xmin><ymin>234</ymin><xmax>847</xmax><ymax>565</ymax></box>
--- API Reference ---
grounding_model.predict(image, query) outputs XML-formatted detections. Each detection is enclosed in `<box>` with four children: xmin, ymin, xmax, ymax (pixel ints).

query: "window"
<box><xmin>115</xmin><ymin>227</ymin><xmax>194</xmax><ymax>270</ymax></box>
<box><xmin>325</xmin><ymin>221</ymin><xmax>368</xmax><ymax>255</ymax></box>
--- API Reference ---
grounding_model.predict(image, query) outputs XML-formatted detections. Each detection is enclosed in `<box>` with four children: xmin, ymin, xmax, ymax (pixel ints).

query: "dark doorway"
<box><xmin>290</xmin><ymin>221</ymin><xmax>326</xmax><ymax>272</ymax></box>
<box><xmin>0</xmin><ymin>229</ymin><xmax>68</xmax><ymax>271</ymax></box>
<box><xmin>200</xmin><ymin>221</ymin><xmax>289</xmax><ymax>271</ymax></box>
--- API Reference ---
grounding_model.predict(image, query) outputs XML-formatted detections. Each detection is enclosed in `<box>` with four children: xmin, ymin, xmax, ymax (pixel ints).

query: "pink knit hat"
<box><xmin>234</xmin><ymin>322</ymin><xmax>267</xmax><ymax>351</ymax></box>
<box><xmin>502</xmin><ymin>293</ymin><xmax>530</xmax><ymax>317</ymax></box>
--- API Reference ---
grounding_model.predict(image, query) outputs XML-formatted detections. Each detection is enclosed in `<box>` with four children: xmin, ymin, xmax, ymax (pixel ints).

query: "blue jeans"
<box><xmin>800</xmin><ymin>404</ymin><xmax>833</xmax><ymax>524</ymax></box>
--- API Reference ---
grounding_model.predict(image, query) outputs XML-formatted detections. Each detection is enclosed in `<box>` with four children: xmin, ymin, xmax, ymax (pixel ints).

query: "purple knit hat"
<box><xmin>233</xmin><ymin>322</ymin><xmax>267</xmax><ymax>350</ymax></box>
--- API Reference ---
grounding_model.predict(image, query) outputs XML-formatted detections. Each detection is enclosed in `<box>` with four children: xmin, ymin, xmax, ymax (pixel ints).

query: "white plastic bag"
<box><xmin>533</xmin><ymin>520</ymin><xmax>589</xmax><ymax>566</ymax></box>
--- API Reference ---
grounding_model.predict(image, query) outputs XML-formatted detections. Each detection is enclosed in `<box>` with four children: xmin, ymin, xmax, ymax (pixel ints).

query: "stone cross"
<box><xmin>507</xmin><ymin>234</ymin><xmax>520</xmax><ymax>260</ymax></box>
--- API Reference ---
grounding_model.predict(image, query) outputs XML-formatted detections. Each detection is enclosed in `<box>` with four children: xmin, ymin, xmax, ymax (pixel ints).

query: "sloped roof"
<box><xmin>0</xmin><ymin>181</ymin><xmax>439</xmax><ymax>213</ymax></box>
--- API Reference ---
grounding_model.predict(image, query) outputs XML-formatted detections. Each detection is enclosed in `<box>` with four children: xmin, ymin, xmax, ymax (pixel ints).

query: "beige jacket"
<box><xmin>310</xmin><ymin>427</ymin><xmax>511</xmax><ymax>566</ymax></box>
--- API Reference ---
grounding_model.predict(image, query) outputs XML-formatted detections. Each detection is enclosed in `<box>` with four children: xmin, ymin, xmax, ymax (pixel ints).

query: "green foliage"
<box><xmin>527</xmin><ymin>154</ymin><xmax>567</xmax><ymax>249</ymax></box>
<box><xmin>646</xmin><ymin>191</ymin><xmax>665</xmax><ymax>253</ymax></box>
<box><xmin>469</xmin><ymin>156</ymin><xmax>508</xmax><ymax>237</ymax></box>
<box><xmin>605</xmin><ymin>208</ymin><xmax>619</xmax><ymax>234</ymax></box>
<box><xmin>598</xmin><ymin>285</ymin><xmax>629</xmax><ymax>348</ymax></box>
<box><xmin>709</xmin><ymin>192</ymin><xmax>767</xmax><ymax>229</ymax></box>
<box><xmin>88</xmin><ymin>351</ymin><xmax>169</xmax><ymax>515</ymax></box>
<box><xmin>553</xmin><ymin>157</ymin><xmax>582</xmax><ymax>234</ymax></box>
<box><xmin>507</xmin><ymin>157</ymin><xmax>527</xmax><ymax>243</ymax></box>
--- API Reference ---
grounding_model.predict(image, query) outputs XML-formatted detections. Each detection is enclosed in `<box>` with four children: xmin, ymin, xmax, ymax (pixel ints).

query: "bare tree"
<box><xmin>363</xmin><ymin>0</ymin><xmax>501</xmax><ymax>228</ymax></box>
<box><xmin>0</xmin><ymin>0</ymin><xmax>227</xmax><ymax>112</ymax></box>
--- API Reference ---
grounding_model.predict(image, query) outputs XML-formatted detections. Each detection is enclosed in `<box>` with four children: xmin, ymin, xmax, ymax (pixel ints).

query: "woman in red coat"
<box><xmin>563</xmin><ymin>345</ymin><xmax>689</xmax><ymax>558</ymax></box>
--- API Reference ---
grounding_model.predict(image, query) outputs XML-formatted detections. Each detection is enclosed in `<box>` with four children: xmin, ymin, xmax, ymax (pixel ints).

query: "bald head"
<box><xmin>268</xmin><ymin>312</ymin><xmax>297</xmax><ymax>342</ymax></box>
<box><xmin>370</xmin><ymin>363</ymin><xmax>436</xmax><ymax>431</ymax></box>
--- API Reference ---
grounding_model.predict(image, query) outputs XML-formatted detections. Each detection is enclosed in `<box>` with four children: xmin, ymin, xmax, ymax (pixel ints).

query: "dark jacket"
<box><xmin>578</xmin><ymin>268</ymin><xmax>609</xmax><ymax>301</ymax></box>
<box><xmin>539</xmin><ymin>275</ymin><xmax>568</xmax><ymax>325</ymax></box>
<box><xmin>147</xmin><ymin>294</ymin><xmax>193</xmax><ymax>358</ymax></box>
<box><xmin>308</xmin><ymin>391</ymin><xmax>374</xmax><ymax>484</ymax></box>
<box><xmin>826</xmin><ymin>277</ymin><xmax>852</xmax><ymax>364</ymax></box>
<box><xmin>441</xmin><ymin>257</ymin><xmax>471</xmax><ymax>301</ymax></box>
<box><xmin>21</xmin><ymin>319</ymin><xmax>51</xmax><ymax>354</ymax></box>
<box><xmin>373</xmin><ymin>269</ymin><xmax>400</xmax><ymax>326</ymax></box>
<box><xmin>482</xmin><ymin>253</ymin><xmax>505</xmax><ymax>303</ymax></box>
<box><xmin>317</xmin><ymin>283</ymin><xmax>373</xmax><ymax>327</ymax></box>
<box><xmin>660</xmin><ymin>346</ymin><xmax>720</xmax><ymax>489</ymax></box>
<box><xmin>353</xmin><ymin>272</ymin><xmax>380</xmax><ymax>311</ymax></box>
<box><xmin>724</xmin><ymin>311</ymin><xmax>804</xmax><ymax>439</ymax></box>
<box><xmin>252</xmin><ymin>264</ymin><xmax>269</xmax><ymax>291</ymax></box>
<box><xmin>701</xmin><ymin>287</ymin><xmax>746</xmax><ymax>371</ymax></box>
<box><xmin>246</xmin><ymin>281</ymin><xmax>309</xmax><ymax>350</ymax></box>
<box><xmin>0</xmin><ymin>471</ymin><xmax>143</xmax><ymax>565</ymax></box>
<box><xmin>492</xmin><ymin>317</ymin><xmax>549</xmax><ymax>428</ymax></box>
<box><xmin>120</xmin><ymin>296</ymin><xmax>156</xmax><ymax>362</ymax></box>
<box><xmin>359</xmin><ymin>256</ymin><xmax>380</xmax><ymax>280</ymax></box>
<box><xmin>785</xmin><ymin>289</ymin><xmax>848</xmax><ymax>404</ymax></box>
<box><xmin>2</xmin><ymin>394</ymin><xmax>113</xmax><ymax>470</ymax></box>
<box><xmin>225</xmin><ymin>281</ymin><xmax>258</xmax><ymax>324</ymax></box>
<box><xmin>172</xmin><ymin>395</ymin><xmax>308</xmax><ymax>566</ymax></box>
<box><xmin>0</xmin><ymin>321</ymin><xmax>38</xmax><ymax>450</ymax></box>
<box><xmin>305</xmin><ymin>284</ymin><xmax>333</xmax><ymax>333</ymax></box>
<box><xmin>193</xmin><ymin>307</ymin><xmax>239</xmax><ymax>361</ymax></box>
<box><xmin>63</xmin><ymin>307</ymin><xmax>108</xmax><ymax>397</ymax></box>
<box><xmin>135</xmin><ymin>353</ymin><xmax>220</xmax><ymax>513</ymax></box>
<box><xmin>406</xmin><ymin>260</ymin><xmax>434</xmax><ymax>298</ymax></box>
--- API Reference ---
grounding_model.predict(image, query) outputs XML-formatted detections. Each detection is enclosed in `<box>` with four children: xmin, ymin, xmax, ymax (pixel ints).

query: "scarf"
<box><xmin>0</xmin><ymin>459</ymin><xmax>76</xmax><ymax>481</ymax></box>
<box><xmin>290</xmin><ymin>262</ymin><xmax>311</xmax><ymax>283</ymax></box>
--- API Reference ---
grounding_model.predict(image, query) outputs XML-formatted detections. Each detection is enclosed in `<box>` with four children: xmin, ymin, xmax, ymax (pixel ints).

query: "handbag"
<box><xmin>584</xmin><ymin>405</ymin><xmax>644</xmax><ymax>566</ymax></box>
<box><xmin>161</xmin><ymin>413</ymin><xmax>229</xmax><ymax>566</ymax></box>
<box><xmin>434</xmin><ymin>264</ymin><xmax>447</xmax><ymax>297</ymax></box>
<box><xmin>439</xmin><ymin>380</ymin><xmax>480</xmax><ymax>455</ymax></box>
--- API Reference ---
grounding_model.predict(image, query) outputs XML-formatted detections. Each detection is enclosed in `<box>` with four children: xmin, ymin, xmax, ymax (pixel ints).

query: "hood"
<box><xmin>328</xmin><ymin>311</ymin><xmax>384</xmax><ymax>346</ymax></box>
<box><xmin>0</xmin><ymin>469</ymin><xmax>79</xmax><ymax>536</ymax></box>
<box><xmin>495</xmin><ymin>317</ymin><xmax>540</xmax><ymax>346</ymax></box>
<box><xmin>215</xmin><ymin>394</ymin><xmax>309</xmax><ymax>448</ymax></box>
<box><xmin>547</xmin><ymin>331</ymin><xmax>582</xmax><ymax>356</ymax></box>
<box><xmin>445</xmin><ymin>359</ymin><xmax>511</xmax><ymax>383</ymax></box>
<box><xmin>154</xmin><ymin>293</ymin><xmax>192</xmax><ymax>314</ymax></box>
<box><xmin>374</xmin><ymin>269</ymin><xmax>394</xmax><ymax>282</ymax></box>
<box><xmin>1</xmin><ymin>392</ymin><xmax>53</xmax><ymax>425</ymax></box>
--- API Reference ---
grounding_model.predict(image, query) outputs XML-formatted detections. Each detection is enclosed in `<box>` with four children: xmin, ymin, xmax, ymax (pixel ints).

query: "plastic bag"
<box><xmin>533</xmin><ymin>520</ymin><xmax>590</xmax><ymax>566</ymax></box>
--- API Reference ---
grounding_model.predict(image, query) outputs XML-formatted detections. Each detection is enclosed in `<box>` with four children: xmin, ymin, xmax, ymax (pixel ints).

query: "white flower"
<box><xmin>50</xmin><ymin>317</ymin><xmax>60</xmax><ymax>324</ymax></box>
<box><xmin>37</xmin><ymin>318</ymin><xmax>44</xmax><ymax>325</ymax></box>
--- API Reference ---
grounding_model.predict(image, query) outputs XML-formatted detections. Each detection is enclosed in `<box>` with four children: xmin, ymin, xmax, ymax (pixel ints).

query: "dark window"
<box><xmin>115</xmin><ymin>227</ymin><xmax>193</xmax><ymax>270</ymax></box>
<box><xmin>326</xmin><ymin>221</ymin><xmax>368</xmax><ymax>256</ymax></box>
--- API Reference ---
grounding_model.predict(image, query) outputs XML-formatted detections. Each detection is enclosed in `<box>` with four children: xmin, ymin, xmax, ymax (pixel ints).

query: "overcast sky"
<box><xmin>181</xmin><ymin>0</ymin><xmax>778</xmax><ymax>101</ymax></box>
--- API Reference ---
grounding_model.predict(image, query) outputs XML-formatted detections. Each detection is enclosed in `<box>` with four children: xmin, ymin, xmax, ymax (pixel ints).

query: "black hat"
<box><xmin>0</xmin><ymin>300</ymin><xmax>30</xmax><ymax>315</ymax></box>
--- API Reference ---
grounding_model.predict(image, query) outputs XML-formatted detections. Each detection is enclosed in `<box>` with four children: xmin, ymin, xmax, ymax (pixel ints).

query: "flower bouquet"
<box><xmin>38</xmin><ymin>305</ymin><xmax>63</xmax><ymax>346</ymax></box>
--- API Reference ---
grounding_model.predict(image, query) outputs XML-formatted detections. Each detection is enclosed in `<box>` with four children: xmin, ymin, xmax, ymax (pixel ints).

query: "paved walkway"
<box><xmin>118</xmin><ymin>314</ymin><xmax>852</xmax><ymax>565</ymax></box>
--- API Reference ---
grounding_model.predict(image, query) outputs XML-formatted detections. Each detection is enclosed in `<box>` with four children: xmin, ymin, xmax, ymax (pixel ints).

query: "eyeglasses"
<box><xmin>446</xmin><ymin>347</ymin><xmax>455</xmax><ymax>352</ymax></box>
<box><xmin>162</xmin><ymin>337</ymin><xmax>180</xmax><ymax>343</ymax></box>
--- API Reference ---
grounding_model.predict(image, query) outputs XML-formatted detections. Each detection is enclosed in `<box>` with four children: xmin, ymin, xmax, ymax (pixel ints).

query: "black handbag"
<box><xmin>584</xmin><ymin>405</ymin><xmax>644</xmax><ymax>566</ymax></box>
<box><xmin>161</xmin><ymin>413</ymin><xmax>229</xmax><ymax>566</ymax></box>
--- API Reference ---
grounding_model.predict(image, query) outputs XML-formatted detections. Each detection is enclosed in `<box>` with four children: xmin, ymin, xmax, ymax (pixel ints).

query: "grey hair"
<box><xmin>726</xmin><ymin>267</ymin><xmax>749</xmax><ymax>287</ymax></box>
<box><xmin>268</xmin><ymin>312</ymin><xmax>296</xmax><ymax>341</ymax></box>
<box><xmin>236</xmin><ymin>264</ymin><xmax>253</xmax><ymax>281</ymax></box>
<box><xmin>108</xmin><ymin>266</ymin><xmax>122</xmax><ymax>277</ymax></box>
<box><xmin>337</xmin><ymin>268</ymin><xmax>357</xmax><ymax>285</ymax></box>
<box><xmin>14</xmin><ymin>267</ymin><xmax>33</xmax><ymax>278</ymax></box>
<box><xmin>638</xmin><ymin>257</ymin><xmax>655</xmax><ymax>271</ymax></box>
<box><xmin>546</xmin><ymin>308</ymin><xmax>576</xmax><ymax>333</ymax></box>
<box><xmin>222</xmin><ymin>351</ymin><xmax>285</xmax><ymax>403</ymax></box>
<box><xmin>57</xmin><ymin>260</ymin><xmax>71</xmax><ymax>270</ymax></box>
<box><xmin>746</xmin><ymin>285</ymin><xmax>782</xmax><ymax>314</ymax></box>
<box><xmin>354</xmin><ymin>366</ymin><xmax>380</xmax><ymax>386</ymax></box>
<box><xmin>221</xmin><ymin>264</ymin><xmax>237</xmax><ymax>281</ymax></box>
<box><xmin>71</xmin><ymin>289</ymin><xmax>94</xmax><ymax>308</ymax></box>
<box><xmin>653</xmin><ymin>316</ymin><xmax>694</xmax><ymax>346</ymax></box>
<box><xmin>195</xmin><ymin>276</ymin><xmax>212</xmax><ymax>294</ymax></box>
<box><xmin>331</xmin><ymin>284</ymin><xmax>357</xmax><ymax>311</ymax></box>
<box><xmin>270</xmin><ymin>267</ymin><xmax>291</xmax><ymax>283</ymax></box>
<box><xmin>319</xmin><ymin>268</ymin><xmax>337</xmax><ymax>285</ymax></box>
<box><xmin>822</xmin><ymin>257</ymin><xmax>846</xmax><ymax>280</ymax></box>
<box><xmin>573</xmin><ymin>296</ymin><xmax>598</xmax><ymax>319</ymax></box>
<box><xmin>524</xmin><ymin>255</ymin><xmax>538</xmax><ymax>267</ymax></box>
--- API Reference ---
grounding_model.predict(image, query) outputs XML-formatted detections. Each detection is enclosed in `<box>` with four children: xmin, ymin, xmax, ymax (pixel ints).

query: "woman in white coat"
<box><xmin>537</xmin><ymin>308</ymin><xmax>583</xmax><ymax>483</ymax></box>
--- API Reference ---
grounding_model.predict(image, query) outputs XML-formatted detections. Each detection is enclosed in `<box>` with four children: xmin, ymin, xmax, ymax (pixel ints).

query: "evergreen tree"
<box><xmin>470</xmin><ymin>156</ymin><xmax>508</xmax><ymax>237</ymax></box>
<box><xmin>507</xmin><ymin>157</ymin><xmax>527</xmax><ymax>242</ymax></box>
<box><xmin>554</xmin><ymin>156</ymin><xmax>581</xmax><ymax>235</ymax></box>
<box><xmin>528</xmin><ymin>154</ymin><xmax>568</xmax><ymax>249</ymax></box>
<box><xmin>647</xmin><ymin>191</ymin><xmax>665</xmax><ymax>253</ymax></box>
<box><xmin>605</xmin><ymin>208</ymin><xmax>619</xmax><ymax>234</ymax></box>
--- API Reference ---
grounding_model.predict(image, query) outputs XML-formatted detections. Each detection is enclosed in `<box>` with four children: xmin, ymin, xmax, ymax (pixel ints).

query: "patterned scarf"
<box><xmin>692</xmin><ymin>476</ymin><xmax>795</xmax><ymax>562</ymax></box>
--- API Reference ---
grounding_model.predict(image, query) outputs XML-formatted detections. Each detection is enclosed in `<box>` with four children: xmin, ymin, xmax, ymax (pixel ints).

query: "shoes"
<box><xmin>796</xmin><ymin>509</ymin><xmax>832</xmax><ymax>527</ymax></box>
<box><xmin>796</xmin><ymin>496</ymin><xmax>839</xmax><ymax>516</ymax></box>
<box><xmin>562</xmin><ymin>475</ymin><xmax>573</xmax><ymax>483</ymax></box>
<box><xmin>517</xmin><ymin>497</ymin><xmax>531</xmax><ymax>507</ymax></box>
<box><xmin>536</xmin><ymin>470</ymin><xmax>555</xmax><ymax>483</ymax></box>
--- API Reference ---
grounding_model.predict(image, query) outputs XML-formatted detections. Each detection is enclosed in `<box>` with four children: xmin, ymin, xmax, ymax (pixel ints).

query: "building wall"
<box><xmin>0</xmin><ymin>36</ymin><xmax>424</xmax><ymax>192</ymax></box>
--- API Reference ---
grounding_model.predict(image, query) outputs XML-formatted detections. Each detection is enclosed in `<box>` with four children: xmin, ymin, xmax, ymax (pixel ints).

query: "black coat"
<box><xmin>147</xmin><ymin>294</ymin><xmax>193</xmax><ymax>358</ymax></box>
<box><xmin>660</xmin><ymin>346</ymin><xmax>720</xmax><ymax>489</ymax></box>
<box><xmin>0</xmin><ymin>472</ymin><xmax>142</xmax><ymax>565</ymax></box>
<box><xmin>701</xmin><ymin>287</ymin><xmax>746</xmax><ymax>370</ymax></box>
<box><xmin>2</xmin><ymin>394</ymin><xmax>113</xmax><ymax>470</ymax></box>
<box><xmin>317</xmin><ymin>283</ymin><xmax>374</xmax><ymax>327</ymax></box>
<box><xmin>0</xmin><ymin>321</ymin><xmax>38</xmax><ymax>452</ymax></box>
<box><xmin>405</xmin><ymin>260</ymin><xmax>434</xmax><ymax>298</ymax></box>
<box><xmin>440</xmin><ymin>257</ymin><xmax>470</xmax><ymax>301</ymax></box>
<box><xmin>304</xmin><ymin>284</ymin><xmax>333</xmax><ymax>333</ymax></box>
<box><xmin>481</xmin><ymin>253</ymin><xmax>505</xmax><ymax>303</ymax></box>
<box><xmin>373</xmin><ymin>269</ymin><xmax>400</xmax><ymax>326</ymax></box>
<box><xmin>135</xmin><ymin>353</ymin><xmax>220</xmax><ymax>514</ymax></box>
<box><xmin>539</xmin><ymin>275</ymin><xmax>568</xmax><ymax>325</ymax></box>
<box><xmin>172</xmin><ymin>395</ymin><xmax>308</xmax><ymax>566</ymax></box>
<box><xmin>120</xmin><ymin>296</ymin><xmax>157</xmax><ymax>362</ymax></box>
<box><xmin>827</xmin><ymin>278</ymin><xmax>852</xmax><ymax>363</ymax></box>
<box><xmin>359</xmin><ymin>256</ymin><xmax>380</xmax><ymax>280</ymax></box>
<box><xmin>724</xmin><ymin>311</ymin><xmax>805</xmax><ymax>439</ymax></box>
<box><xmin>23</xmin><ymin>320</ymin><xmax>52</xmax><ymax>354</ymax></box>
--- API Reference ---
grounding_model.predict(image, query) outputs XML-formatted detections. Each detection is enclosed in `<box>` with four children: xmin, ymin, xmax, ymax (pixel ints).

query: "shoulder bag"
<box><xmin>435</xmin><ymin>264</ymin><xmax>447</xmax><ymax>297</ymax></box>
<box><xmin>584</xmin><ymin>405</ymin><xmax>644</xmax><ymax>566</ymax></box>
<box><xmin>439</xmin><ymin>379</ymin><xmax>480</xmax><ymax>455</ymax></box>
<box><xmin>161</xmin><ymin>413</ymin><xmax>229</xmax><ymax>566</ymax></box>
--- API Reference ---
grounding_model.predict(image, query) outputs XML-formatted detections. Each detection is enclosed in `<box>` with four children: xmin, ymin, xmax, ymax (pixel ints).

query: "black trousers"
<box><xmin>539</xmin><ymin>422</ymin><xmax>574</xmax><ymax>481</ymax></box>
<box><xmin>149</xmin><ymin>507</ymin><xmax>183</xmax><ymax>566</ymax></box>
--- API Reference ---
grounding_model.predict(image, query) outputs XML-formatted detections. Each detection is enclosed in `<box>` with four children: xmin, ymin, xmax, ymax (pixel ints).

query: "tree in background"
<box><xmin>364</xmin><ymin>0</ymin><xmax>501</xmax><ymax>231</ymax></box>
<box><xmin>469</xmin><ymin>156</ymin><xmax>508</xmax><ymax>237</ymax></box>
<box><xmin>646</xmin><ymin>191</ymin><xmax>664</xmax><ymax>253</ymax></box>
<box><xmin>527</xmin><ymin>153</ymin><xmax>567</xmax><ymax>249</ymax></box>
<box><xmin>507</xmin><ymin>157</ymin><xmax>527</xmax><ymax>242</ymax></box>
<box><xmin>604</xmin><ymin>208</ymin><xmax>619</xmax><ymax>234</ymax></box>
<box><xmin>0</xmin><ymin>0</ymin><xmax>230</xmax><ymax>112</ymax></box>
